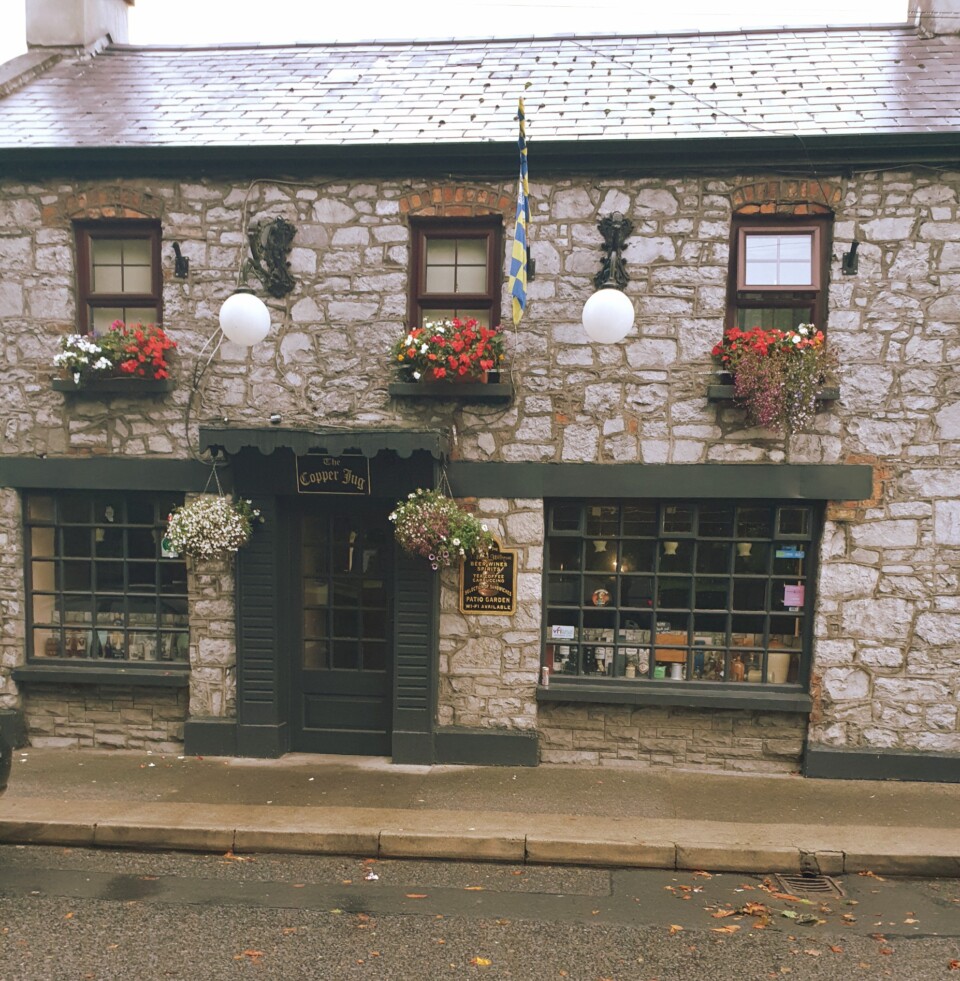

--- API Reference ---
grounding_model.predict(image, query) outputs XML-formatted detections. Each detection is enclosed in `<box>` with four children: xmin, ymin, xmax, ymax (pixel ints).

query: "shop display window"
<box><xmin>25</xmin><ymin>492</ymin><xmax>188</xmax><ymax>666</ymax></box>
<box><xmin>543</xmin><ymin>500</ymin><xmax>818</xmax><ymax>688</ymax></box>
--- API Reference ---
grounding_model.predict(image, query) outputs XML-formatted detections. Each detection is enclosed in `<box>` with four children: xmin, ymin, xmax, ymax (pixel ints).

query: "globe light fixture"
<box><xmin>219</xmin><ymin>288</ymin><xmax>271</xmax><ymax>347</ymax></box>
<box><xmin>582</xmin><ymin>212</ymin><xmax>636</xmax><ymax>345</ymax></box>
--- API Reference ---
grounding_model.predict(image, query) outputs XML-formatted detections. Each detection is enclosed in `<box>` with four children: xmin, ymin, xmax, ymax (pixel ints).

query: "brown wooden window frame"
<box><xmin>407</xmin><ymin>216</ymin><xmax>504</xmax><ymax>328</ymax></box>
<box><xmin>726</xmin><ymin>216</ymin><xmax>832</xmax><ymax>332</ymax></box>
<box><xmin>74</xmin><ymin>220</ymin><xmax>163</xmax><ymax>333</ymax></box>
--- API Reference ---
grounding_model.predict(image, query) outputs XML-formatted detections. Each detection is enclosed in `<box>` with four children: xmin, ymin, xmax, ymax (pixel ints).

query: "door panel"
<box><xmin>291</xmin><ymin>500</ymin><xmax>393</xmax><ymax>754</ymax></box>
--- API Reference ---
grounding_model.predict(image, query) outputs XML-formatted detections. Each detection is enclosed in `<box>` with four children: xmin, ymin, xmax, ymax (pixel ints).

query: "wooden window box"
<box><xmin>707</xmin><ymin>373</ymin><xmax>839</xmax><ymax>403</ymax></box>
<box><xmin>52</xmin><ymin>377</ymin><xmax>175</xmax><ymax>394</ymax></box>
<box><xmin>388</xmin><ymin>379</ymin><xmax>513</xmax><ymax>403</ymax></box>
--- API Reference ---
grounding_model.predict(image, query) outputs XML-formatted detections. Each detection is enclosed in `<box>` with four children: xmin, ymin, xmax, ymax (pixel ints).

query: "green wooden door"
<box><xmin>291</xmin><ymin>499</ymin><xmax>393</xmax><ymax>754</ymax></box>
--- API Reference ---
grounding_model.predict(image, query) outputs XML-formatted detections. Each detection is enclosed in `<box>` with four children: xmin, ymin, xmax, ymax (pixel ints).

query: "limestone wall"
<box><xmin>1</xmin><ymin>169</ymin><xmax>958</xmax><ymax>761</ymax></box>
<box><xmin>23</xmin><ymin>684</ymin><xmax>186</xmax><ymax>752</ymax></box>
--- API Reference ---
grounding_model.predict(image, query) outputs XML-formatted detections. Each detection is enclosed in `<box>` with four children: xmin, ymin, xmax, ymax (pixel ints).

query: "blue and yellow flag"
<box><xmin>509</xmin><ymin>98</ymin><xmax>529</xmax><ymax>327</ymax></box>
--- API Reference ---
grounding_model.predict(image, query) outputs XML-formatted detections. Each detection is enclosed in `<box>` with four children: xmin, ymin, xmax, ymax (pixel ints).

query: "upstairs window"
<box><xmin>408</xmin><ymin>217</ymin><xmax>503</xmax><ymax>327</ymax></box>
<box><xmin>727</xmin><ymin>218</ymin><xmax>830</xmax><ymax>332</ymax></box>
<box><xmin>74</xmin><ymin>220</ymin><xmax>162</xmax><ymax>332</ymax></box>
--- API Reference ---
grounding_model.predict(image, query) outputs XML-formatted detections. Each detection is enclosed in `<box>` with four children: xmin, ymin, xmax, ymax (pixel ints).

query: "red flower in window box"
<box><xmin>105</xmin><ymin>320</ymin><xmax>177</xmax><ymax>380</ymax></box>
<box><xmin>712</xmin><ymin>324</ymin><xmax>833</xmax><ymax>434</ymax></box>
<box><xmin>391</xmin><ymin>318</ymin><xmax>506</xmax><ymax>382</ymax></box>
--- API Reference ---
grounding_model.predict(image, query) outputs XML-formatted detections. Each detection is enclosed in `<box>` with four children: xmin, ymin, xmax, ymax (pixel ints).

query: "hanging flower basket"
<box><xmin>389</xmin><ymin>488</ymin><xmax>495</xmax><ymax>570</ymax></box>
<box><xmin>711</xmin><ymin>324</ymin><xmax>835</xmax><ymax>434</ymax></box>
<box><xmin>165</xmin><ymin>495</ymin><xmax>261</xmax><ymax>560</ymax></box>
<box><xmin>390</xmin><ymin>318</ymin><xmax>505</xmax><ymax>382</ymax></box>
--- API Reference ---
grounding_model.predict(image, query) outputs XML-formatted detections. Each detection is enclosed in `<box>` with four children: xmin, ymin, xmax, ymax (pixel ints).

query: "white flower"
<box><xmin>412</xmin><ymin>370</ymin><xmax>421</xmax><ymax>380</ymax></box>
<box><xmin>420</xmin><ymin>343</ymin><xmax>429</xmax><ymax>354</ymax></box>
<box><xmin>481</xmin><ymin>524</ymin><xmax>488</xmax><ymax>532</ymax></box>
<box><xmin>452</xmin><ymin>537</ymin><xmax>460</xmax><ymax>546</ymax></box>
<box><xmin>792</xmin><ymin>335</ymin><xmax>802</xmax><ymax>344</ymax></box>
<box><xmin>404</xmin><ymin>333</ymin><xmax>413</xmax><ymax>345</ymax></box>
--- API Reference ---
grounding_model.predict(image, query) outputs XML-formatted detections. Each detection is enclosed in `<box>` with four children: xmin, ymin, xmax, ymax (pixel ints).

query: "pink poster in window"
<box><xmin>783</xmin><ymin>584</ymin><xmax>805</xmax><ymax>608</ymax></box>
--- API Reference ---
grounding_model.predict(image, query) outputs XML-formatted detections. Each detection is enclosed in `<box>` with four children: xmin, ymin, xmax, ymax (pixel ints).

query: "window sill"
<box><xmin>52</xmin><ymin>377</ymin><xmax>175</xmax><ymax>394</ymax></box>
<box><xmin>388</xmin><ymin>378</ymin><xmax>513</xmax><ymax>403</ymax></box>
<box><xmin>537</xmin><ymin>679</ymin><xmax>812</xmax><ymax>713</ymax></box>
<box><xmin>14</xmin><ymin>664</ymin><xmax>190</xmax><ymax>688</ymax></box>
<box><xmin>707</xmin><ymin>375</ymin><xmax>840</xmax><ymax>404</ymax></box>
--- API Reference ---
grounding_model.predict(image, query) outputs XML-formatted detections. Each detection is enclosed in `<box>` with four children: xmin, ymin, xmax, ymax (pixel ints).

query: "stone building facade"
<box><xmin>1</xmin><ymin>16</ymin><xmax>958</xmax><ymax>779</ymax></box>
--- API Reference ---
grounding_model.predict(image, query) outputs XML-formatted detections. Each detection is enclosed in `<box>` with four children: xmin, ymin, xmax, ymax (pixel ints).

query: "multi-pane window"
<box><xmin>74</xmin><ymin>221</ymin><xmax>162</xmax><ymax>332</ymax></box>
<box><xmin>543</xmin><ymin>501</ymin><xmax>819</xmax><ymax>688</ymax></box>
<box><xmin>408</xmin><ymin>217</ymin><xmax>503</xmax><ymax>328</ymax></box>
<box><xmin>727</xmin><ymin>218</ymin><xmax>830</xmax><ymax>331</ymax></box>
<box><xmin>25</xmin><ymin>493</ymin><xmax>188</xmax><ymax>665</ymax></box>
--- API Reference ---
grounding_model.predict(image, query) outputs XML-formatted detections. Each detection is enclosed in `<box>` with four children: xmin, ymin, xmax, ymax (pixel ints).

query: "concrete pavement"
<box><xmin>1</xmin><ymin>748</ymin><xmax>958</xmax><ymax>876</ymax></box>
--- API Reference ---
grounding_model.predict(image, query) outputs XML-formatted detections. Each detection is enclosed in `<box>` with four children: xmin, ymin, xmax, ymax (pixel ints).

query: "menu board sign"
<box><xmin>459</xmin><ymin>540</ymin><xmax>517</xmax><ymax>615</ymax></box>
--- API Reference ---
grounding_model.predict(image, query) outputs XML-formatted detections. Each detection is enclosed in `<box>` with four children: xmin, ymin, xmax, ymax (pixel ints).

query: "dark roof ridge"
<box><xmin>102</xmin><ymin>21</ymin><xmax>917</xmax><ymax>54</ymax></box>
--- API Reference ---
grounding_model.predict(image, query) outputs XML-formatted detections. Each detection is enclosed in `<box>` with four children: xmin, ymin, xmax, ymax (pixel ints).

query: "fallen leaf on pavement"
<box><xmin>469</xmin><ymin>956</ymin><xmax>492</xmax><ymax>966</ymax></box>
<box><xmin>858</xmin><ymin>870</ymin><xmax>885</xmax><ymax>881</ymax></box>
<box><xmin>712</xmin><ymin>925</ymin><xmax>740</xmax><ymax>934</ymax></box>
<box><xmin>830</xmin><ymin>946</ymin><xmax>843</xmax><ymax>953</ymax></box>
<box><xmin>465</xmin><ymin>886</ymin><xmax>484</xmax><ymax>891</ymax></box>
<box><xmin>692</xmin><ymin>870</ymin><xmax>712</xmax><ymax>878</ymax></box>
<box><xmin>222</xmin><ymin>851</ymin><xmax>254</xmax><ymax>862</ymax></box>
<box><xmin>804</xmin><ymin>950</ymin><xmax>821</xmax><ymax>957</ymax></box>
<box><xmin>64</xmin><ymin>912</ymin><xmax>74</xmax><ymax>920</ymax></box>
<box><xmin>282</xmin><ymin>928</ymin><xmax>298</xmax><ymax>935</ymax></box>
<box><xmin>406</xmin><ymin>893</ymin><xmax>428</xmax><ymax>899</ymax></box>
<box><xmin>235</xmin><ymin>950</ymin><xmax>264</xmax><ymax>963</ymax></box>
<box><xmin>711</xmin><ymin>909</ymin><xmax>737</xmax><ymax>919</ymax></box>
<box><xmin>669</xmin><ymin>925</ymin><xmax>684</xmax><ymax>935</ymax></box>
<box><xmin>948</xmin><ymin>959</ymin><xmax>960</xmax><ymax>970</ymax></box>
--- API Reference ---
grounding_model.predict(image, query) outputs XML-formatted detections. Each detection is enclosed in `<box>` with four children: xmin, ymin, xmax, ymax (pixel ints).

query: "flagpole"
<box><xmin>509</xmin><ymin>97</ymin><xmax>529</xmax><ymax>328</ymax></box>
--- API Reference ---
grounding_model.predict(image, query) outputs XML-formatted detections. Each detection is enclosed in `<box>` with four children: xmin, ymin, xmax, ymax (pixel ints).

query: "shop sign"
<box><xmin>296</xmin><ymin>455</ymin><xmax>371</xmax><ymax>495</ymax></box>
<box><xmin>459</xmin><ymin>540</ymin><xmax>517</xmax><ymax>615</ymax></box>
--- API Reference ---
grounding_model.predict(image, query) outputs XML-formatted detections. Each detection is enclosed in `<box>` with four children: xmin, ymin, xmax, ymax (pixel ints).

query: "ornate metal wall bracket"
<box><xmin>593</xmin><ymin>213</ymin><xmax>634</xmax><ymax>290</ymax></box>
<box><xmin>247</xmin><ymin>217</ymin><xmax>297</xmax><ymax>298</ymax></box>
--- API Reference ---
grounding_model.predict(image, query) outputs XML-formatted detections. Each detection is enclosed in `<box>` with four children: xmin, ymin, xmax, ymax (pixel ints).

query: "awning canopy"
<box><xmin>199</xmin><ymin>426</ymin><xmax>451</xmax><ymax>460</ymax></box>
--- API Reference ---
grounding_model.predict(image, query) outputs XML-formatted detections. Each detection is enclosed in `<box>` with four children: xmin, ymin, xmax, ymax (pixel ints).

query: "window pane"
<box><xmin>123</xmin><ymin>306</ymin><xmax>159</xmax><ymax>325</ymax></box>
<box><xmin>122</xmin><ymin>239</ymin><xmax>152</xmax><ymax>265</ymax></box>
<box><xmin>551</xmin><ymin>504</ymin><xmax>580</xmax><ymax>533</ymax></box>
<box><xmin>698</xmin><ymin>504</ymin><xmax>734</xmax><ymax>537</ymax></box>
<box><xmin>93</xmin><ymin>265</ymin><xmax>123</xmax><ymax>293</ymax></box>
<box><xmin>426</xmin><ymin>239</ymin><xmax>456</xmax><ymax>263</ymax></box>
<box><xmin>585</xmin><ymin>539</ymin><xmax>615</xmax><ymax>572</ymax></box>
<box><xmin>662</xmin><ymin>504</ymin><xmax>693</xmax><ymax>534</ymax></box>
<box><xmin>457</xmin><ymin>238</ymin><xmax>487</xmax><ymax>266</ymax></box>
<box><xmin>744</xmin><ymin>262</ymin><xmax>779</xmax><ymax>286</ymax></box>
<box><xmin>92</xmin><ymin>239</ymin><xmax>123</xmax><ymax>263</ymax></box>
<box><xmin>623</xmin><ymin>504</ymin><xmax>657</xmax><ymax>537</ymax></box>
<box><xmin>621</xmin><ymin>540</ymin><xmax>654</xmax><ymax>574</ymax></box>
<box><xmin>123</xmin><ymin>265</ymin><xmax>152</xmax><ymax>293</ymax></box>
<box><xmin>744</xmin><ymin>233</ymin><xmax>813</xmax><ymax>287</ymax></box>
<box><xmin>456</xmin><ymin>265</ymin><xmax>487</xmax><ymax>293</ymax></box>
<box><xmin>777</xmin><ymin>507</ymin><xmax>811</xmax><ymax>537</ymax></box>
<box><xmin>31</xmin><ymin>526</ymin><xmax>56</xmax><ymax>557</ymax></box>
<box><xmin>425</xmin><ymin>265</ymin><xmax>456</xmax><ymax>293</ymax></box>
<box><xmin>27</xmin><ymin>496</ymin><xmax>55</xmax><ymax>522</ymax></box>
<box><xmin>779</xmin><ymin>235</ymin><xmax>812</xmax><ymax>262</ymax></box>
<box><xmin>91</xmin><ymin>306</ymin><xmax>124</xmax><ymax>332</ymax></box>
<box><xmin>585</xmin><ymin>505</ymin><xmax>618</xmax><ymax>537</ymax></box>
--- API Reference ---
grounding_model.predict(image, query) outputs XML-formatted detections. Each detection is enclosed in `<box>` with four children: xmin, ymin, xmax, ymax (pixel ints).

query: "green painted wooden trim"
<box><xmin>537</xmin><ymin>681</ymin><xmax>812</xmax><ymax>713</ymax></box>
<box><xmin>4</xmin><ymin>131</ymin><xmax>960</xmax><ymax>178</ymax></box>
<box><xmin>0</xmin><ymin>456</ymin><xmax>212</xmax><ymax>491</ymax></box>
<box><xmin>235</xmin><ymin>722</ymin><xmax>289</xmax><ymax>759</ymax></box>
<box><xmin>391</xmin><ymin>731</ymin><xmax>435</xmax><ymax>765</ymax></box>
<box><xmin>388</xmin><ymin>382</ymin><xmax>513</xmax><ymax>403</ymax></box>
<box><xmin>707</xmin><ymin>384</ymin><xmax>841</xmax><ymax>402</ymax></box>
<box><xmin>447</xmin><ymin>462</ymin><xmax>873</xmax><ymax>501</ymax></box>
<box><xmin>433</xmin><ymin>727</ymin><xmax>539</xmax><ymax>766</ymax></box>
<box><xmin>52</xmin><ymin>377</ymin><xmax>175</xmax><ymax>394</ymax></box>
<box><xmin>803</xmin><ymin>746</ymin><xmax>960</xmax><ymax>783</ymax></box>
<box><xmin>12</xmin><ymin>665</ymin><xmax>189</xmax><ymax>688</ymax></box>
<box><xmin>184</xmin><ymin>718</ymin><xmax>238</xmax><ymax>757</ymax></box>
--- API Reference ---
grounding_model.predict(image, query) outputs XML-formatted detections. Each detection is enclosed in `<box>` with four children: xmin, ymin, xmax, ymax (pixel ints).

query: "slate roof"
<box><xmin>0</xmin><ymin>25</ymin><xmax>957</xmax><ymax>150</ymax></box>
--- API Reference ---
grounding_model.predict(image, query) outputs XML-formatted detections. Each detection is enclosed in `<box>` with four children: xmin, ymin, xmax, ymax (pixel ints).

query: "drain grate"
<box><xmin>774</xmin><ymin>873</ymin><xmax>845</xmax><ymax>898</ymax></box>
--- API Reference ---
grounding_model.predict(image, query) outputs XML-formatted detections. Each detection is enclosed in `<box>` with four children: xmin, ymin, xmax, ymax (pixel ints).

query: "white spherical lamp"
<box><xmin>219</xmin><ymin>289</ymin><xmax>271</xmax><ymax>347</ymax></box>
<box><xmin>582</xmin><ymin>286</ymin><xmax>635</xmax><ymax>344</ymax></box>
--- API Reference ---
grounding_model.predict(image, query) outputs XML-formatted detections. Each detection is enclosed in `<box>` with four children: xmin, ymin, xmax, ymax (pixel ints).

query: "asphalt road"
<box><xmin>1</xmin><ymin>845</ymin><xmax>958</xmax><ymax>979</ymax></box>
